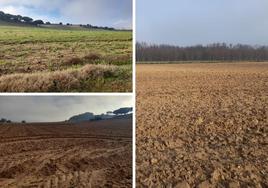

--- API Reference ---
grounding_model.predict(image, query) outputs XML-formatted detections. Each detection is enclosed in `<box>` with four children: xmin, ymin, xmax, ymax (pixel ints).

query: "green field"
<box><xmin>0</xmin><ymin>25</ymin><xmax>132</xmax><ymax>92</ymax></box>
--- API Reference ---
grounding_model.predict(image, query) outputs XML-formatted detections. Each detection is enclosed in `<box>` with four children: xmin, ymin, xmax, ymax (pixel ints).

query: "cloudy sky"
<box><xmin>0</xmin><ymin>0</ymin><xmax>132</xmax><ymax>29</ymax></box>
<box><xmin>0</xmin><ymin>96</ymin><xmax>132</xmax><ymax>122</ymax></box>
<box><xmin>137</xmin><ymin>0</ymin><xmax>268</xmax><ymax>46</ymax></box>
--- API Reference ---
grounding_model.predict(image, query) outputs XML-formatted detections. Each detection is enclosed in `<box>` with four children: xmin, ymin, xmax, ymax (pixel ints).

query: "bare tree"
<box><xmin>136</xmin><ymin>42</ymin><xmax>268</xmax><ymax>62</ymax></box>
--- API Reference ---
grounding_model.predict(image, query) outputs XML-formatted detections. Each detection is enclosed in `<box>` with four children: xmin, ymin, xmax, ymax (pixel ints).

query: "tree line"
<box><xmin>0</xmin><ymin>11</ymin><xmax>115</xmax><ymax>30</ymax></box>
<box><xmin>136</xmin><ymin>42</ymin><xmax>268</xmax><ymax>62</ymax></box>
<box><xmin>0</xmin><ymin>11</ymin><xmax>46</xmax><ymax>25</ymax></box>
<box><xmin>0</xmin><ymin>118</ymin><xmax>26</xmax><ymax>124</ymax></box>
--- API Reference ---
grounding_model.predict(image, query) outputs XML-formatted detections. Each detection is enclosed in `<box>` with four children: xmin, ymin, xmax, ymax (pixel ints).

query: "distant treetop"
<box><xmin>113</xmin><ymin>107</ymin><xmax>133</xmax><ymax>115</ymax></box>
<box><xmin>0</xmin><ymin>11</ymin><xmax>41</xmax><ymax>26</ymax></box>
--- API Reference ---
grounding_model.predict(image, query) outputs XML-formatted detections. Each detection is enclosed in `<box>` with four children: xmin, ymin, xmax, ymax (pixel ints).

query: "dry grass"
<box><xmin>0</xmin><ymin>64</ymin><xmax>131</xmax><ymax>92</ymax></box>
<box><xmin>84</xmin><ymin>53</ymin><xmax>101</xmax><ymax>61</ymax></box>
<box><xmin>136</xmin><ymin>62</ymin><xmax>268</xmax><ymax>187</ymax></box>
<box><xmin>64</xmin><ymin>57</ymin><xmax>84</xmax><ymax>66</ymax></box>
<box><xmin>104</xmin><ymin>54</ymin><xmax>132</xmax><ymax>66</ymax></box>
<box><xmin>62</xmin><ymin>53</ymin><xmax>131</xmax><ymax>67</ymax></box>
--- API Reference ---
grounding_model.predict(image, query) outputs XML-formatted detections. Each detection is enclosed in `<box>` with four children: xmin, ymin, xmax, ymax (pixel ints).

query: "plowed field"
<box><xmin>0</xmin><ymin>118</ymin><xmax>132</xmax><ymax>188</ymax></box>
<box><xmin>136</xmin><ymin>63</ymin><xmax>268</xmax><ymax>187</ymax></box>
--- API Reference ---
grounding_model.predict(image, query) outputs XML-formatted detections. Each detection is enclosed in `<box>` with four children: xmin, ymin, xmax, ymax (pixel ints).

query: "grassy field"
<box><xmin>0</xmin><ymin>25</ymin><xmax>132</xmax><ymax>92</ymax></box>
<box><xmin>137</xmin><ymin>62</ymin><xmax>268</xmax><ymax>187</ymax></box>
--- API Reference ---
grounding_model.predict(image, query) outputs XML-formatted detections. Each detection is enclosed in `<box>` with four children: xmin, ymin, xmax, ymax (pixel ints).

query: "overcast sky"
<box><xmin>137</xmin><ymin>0</ymin><xmax>268</xmax><ymax>46</ymax></box>
<box><xmin>0</xmin><ymin>96</ymin><xmax>132</xmax><ymax>122</ymax></box>
<box><xmin>0</xmin><ymin>0</ymin><xmax>132</xmax><ymax>29</ymax></box>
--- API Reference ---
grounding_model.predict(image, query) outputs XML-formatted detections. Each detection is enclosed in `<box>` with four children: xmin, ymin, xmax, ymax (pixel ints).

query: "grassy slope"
<box><xmin>0</xmin><ymin>25</ymin><xmax>131</xmax><ymax>44</ymax></box>
<box><xmin>0</xmin><ymin>25</ymin><xmax>132</xmax><ymax>92</ymax></box>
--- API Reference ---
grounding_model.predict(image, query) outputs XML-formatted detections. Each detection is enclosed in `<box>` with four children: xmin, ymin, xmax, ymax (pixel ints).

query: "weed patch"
<box><xmin>0</xmin><ymin>64</ymin><xmax>131</xmax><ymax>92</ymax></box>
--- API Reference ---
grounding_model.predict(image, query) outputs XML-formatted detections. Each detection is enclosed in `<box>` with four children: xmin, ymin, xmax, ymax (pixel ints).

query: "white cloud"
<box><xmin>113</xmin><ymin>19</ymin><xmax>132</xmax><ymax>29</ymax></box>
<box><xmin>0</xmin><ymin>0</ymin><xmax>64</xmax><ymax>11</ymax></box>
<box><xmin>59</xmin><ymin>0</ymin><xmax>132</xmax><ymax>28</ymax></box>
<box><xmin>1</xmin><ymin>5</ymin><xmax>20</xmax><ymax>15</ymax></box>
<box><xmin>0</xmin><ymin>5</ymin><xmax>53</xmax><ymax>22</ymax></box>
<box><xmin>0</xmin><ymin>0</ymin><xmax>132</xmax><ymax>28</ymax></box>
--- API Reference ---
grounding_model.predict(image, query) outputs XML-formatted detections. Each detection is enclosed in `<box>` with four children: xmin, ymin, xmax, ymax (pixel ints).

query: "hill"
<box><xmin>0</xmin><ymin>107</ymin><xmax>133</xmax><ymax>124</ymax></box>
<box><xmin>68</xmin><ymin>107</ymin><xmax>133</xmax><ymax>123</ymax></box>
<box><xmin>68</xmin><ymin>112</ymin><xmax>95</xmax><ymax>123</ymax></box>
<box><xmin>0</xmin><ymin>10</ymin><xmax>115</xmax><ymax>30</ymax></box>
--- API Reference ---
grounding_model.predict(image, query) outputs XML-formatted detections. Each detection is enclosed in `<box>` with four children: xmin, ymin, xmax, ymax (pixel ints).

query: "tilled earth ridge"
<box><xmin>0</xmin><ymin>118</ymin><xmax>132</xmax><ymax>188</ymax></box>
<box><xmin>136</xmin><ymin>63</ymin><xmax>268</xmax><ymax>187</ymax></box>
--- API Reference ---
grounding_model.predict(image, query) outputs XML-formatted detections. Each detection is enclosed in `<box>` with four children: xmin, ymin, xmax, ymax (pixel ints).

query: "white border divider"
<box><xmin>0</xmin><ymin>0</ymin><xmax>136</xmax><ymax>187</ymax></box>
<box><xmin>0</xmin><ymin>93</ymin><xmax>133</xmax><ymax>96</ymax></box>
<box><xmin>132</xmin><ymin>0</ymin><xmax>136</xmax><ymax>187</ymax></box>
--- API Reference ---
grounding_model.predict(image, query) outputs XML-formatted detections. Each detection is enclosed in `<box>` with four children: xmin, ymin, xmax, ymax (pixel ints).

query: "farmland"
<box><xmin>0</xmin><ymin>25</ymin><xmax>132</xmax><ymax>92</ymax></box>
<box><xmin>0</xmin><ymin>118</ymin><xmax>132</xmax><ymax>187</ymax></box>
<box><xmin>136</xmin><ymin>62</ymin><xmax>268</xmax><ymax>187</ymax></box>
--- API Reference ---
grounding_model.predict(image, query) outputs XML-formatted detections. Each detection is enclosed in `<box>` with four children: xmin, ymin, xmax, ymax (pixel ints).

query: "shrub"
<box><xmin>64</xmin><ymin>57</ymin><xmax>84</xmax><ymax>66</ymax></box>
<box><xmin>104</xmin><ymin>54</ymin><xmax>131</xmax><ymax>65</ymax></box>
<box><xmin>33</xmin><ymin>20</ymin><xmax>44</xmax><ymax>25</ymax></box>
<box><xmin>84</xmin><ymin>53</ymin><xmax>101</xmax><ymax>62</ymax></box>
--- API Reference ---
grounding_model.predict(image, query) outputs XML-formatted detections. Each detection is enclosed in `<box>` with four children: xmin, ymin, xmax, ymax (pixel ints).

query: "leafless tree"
<box><xmin>136</xmin><ymin>42</ymin><xmax>268</xmax><ymax>62</ymax></box>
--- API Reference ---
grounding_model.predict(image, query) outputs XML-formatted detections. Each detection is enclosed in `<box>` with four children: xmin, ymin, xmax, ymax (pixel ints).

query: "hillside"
<box><xmin>0</xmin><ymin>11</ymin><xmax>115</xmax><ymax>30</ymax></box>
<box><xmin>0</xmin><ymin>14</ymin><xmax>132</xmax><ymax>92</ymax></box>
<box><xmin>68</xmin><ymin>107</ymin><xmax>133</xmax><ymax>123</ymax></box>
<box><xmin>69</xmin><ymin>112</ymin><xmax>95</xmax><ymax>123</ymax></box>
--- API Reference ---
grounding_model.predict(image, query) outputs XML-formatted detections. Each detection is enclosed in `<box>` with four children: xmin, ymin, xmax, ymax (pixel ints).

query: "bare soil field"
<box><xmin>136</xmin><ymin>62</ymin><xmax>268</xmax><ymax>187</ymax></box>
<box><xmin>0</xmin><ymin>118</ymin><xmax>132</xmax><ymax>187</ymax></box>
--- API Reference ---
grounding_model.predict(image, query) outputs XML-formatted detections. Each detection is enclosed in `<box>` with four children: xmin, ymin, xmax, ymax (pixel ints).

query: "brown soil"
<box><xmin>0</xmin><ymin>118</ymin><xmax>132</xmax><ymax>188</ymax></box>
<box><xmin>136</xmin><ymin>62</ymin><xmax>268</xmax><ymax>187</ymax></box>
